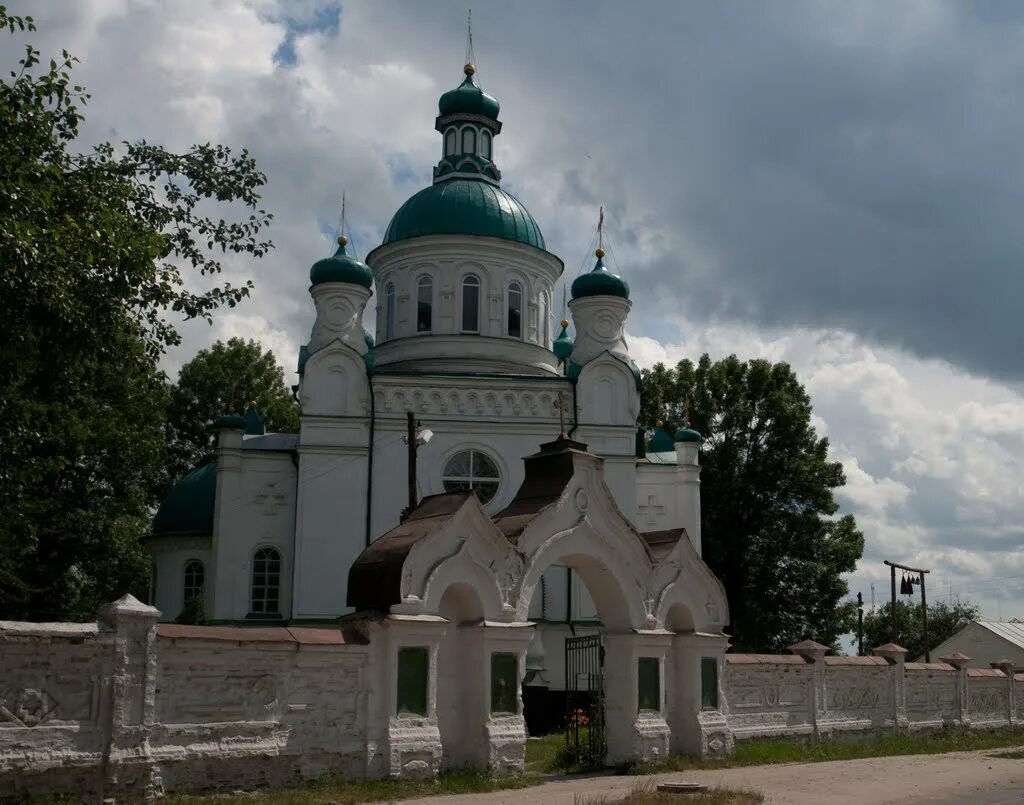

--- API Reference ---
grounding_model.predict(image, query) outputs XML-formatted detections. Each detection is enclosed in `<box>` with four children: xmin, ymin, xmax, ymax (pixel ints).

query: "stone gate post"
<box><xmin>939</xmin><ymin>652</ymin><xmax>971</xmax><ymax>727</ymax></box>
<box><xmin>97</xmin><ymin>594</ymin><xmax>161</xmax><ymax>803</ymax></box>
<box><xmin>603</xmin><ymin>631</ymin><xmax>672</xmax><ymax>766</ymax></box>
<box><xmin>872</xmin><ymin>643</ymin><xmax>908</xmax><ymax>732</ymax></box>
<box><xmin>991</xmin><ymin>660</ymin><xmax>1015</xmax><ymax>726</ymax></box>
<box><xmin>480</xmin><ymin>622</ymin><xmax>534</xmax><ymax>772</ymax></box>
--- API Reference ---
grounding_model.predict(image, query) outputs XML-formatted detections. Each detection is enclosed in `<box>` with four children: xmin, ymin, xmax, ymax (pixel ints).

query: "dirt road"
<box><xmin>397</xmin><ymin>747</ymin><xmax>1024</xmax><ymax>804</ymax></box>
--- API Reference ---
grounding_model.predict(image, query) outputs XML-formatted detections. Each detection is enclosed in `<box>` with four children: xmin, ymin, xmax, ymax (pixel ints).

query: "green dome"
<box><xmin>571</xmin><ymin>255</ymin><xmax>629</xmax><ymax>300</ymax></box>
<box><xmin>674</xmin><ymin>427</ymin><xmax>702</xmax><ymax>443</ymax></box>
<box><xmin>364</xmin><ymin>331</ymin><xmax>375</xmax><ymax>349</ymax></box>
<box><xmin>648</xmin><ymin>429</ymin><xmax>675</xmax><ymax>453</ymax></box>
<box><xmin>310</xmin><ymin>238</ymin><xmax>373</xmax><ymax>288</ymax></box>
<box><xmin>553</xmin><ymin>323</ymin><xmax>574</xmax><ymax>360</ymax></box>
<box><xmin>213</xmin><ymin>413</ymin><xmax>245</xmax><ymax>430</ymax></box>
<box><xmin>439</xmin><ymin>72</ymin><xmax>500</xmax><ymax>120</ymax></box>
<box><xmin>152</xmin><ymin>462</ymin><xmax>216</xmax><ymax>538</ymax></box>
<box><xmin>382</xmin><ymin>179</ymin><xmax>545</xmax><ymax>250</ymax></box>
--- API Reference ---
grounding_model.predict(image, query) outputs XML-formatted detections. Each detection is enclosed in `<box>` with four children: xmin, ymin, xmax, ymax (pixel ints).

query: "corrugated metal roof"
<box><xmin>976</xmin><ymin>621</ymin><xmax>1024</xmax><ymax>650</ymax></box>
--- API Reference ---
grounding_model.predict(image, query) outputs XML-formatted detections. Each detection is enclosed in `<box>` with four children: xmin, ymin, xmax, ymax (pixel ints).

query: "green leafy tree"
<box><xmin>640</xmin><ymin>355</ymin><xmax>864</xmax><ymax>651</ymax></box>
<box><xmin>861</xmin><ymin>600</ymin><xmax>980</xmax><ymax>660</ymax></box>
<box><xmin>0</xmin><ymin>8</ymin><xmax>273</xmax><ymax>620</ymax></box>
<box><xmin>166</xmin><ymin>338</ymin><xmax>299</xmax><ymax>480</ymax></box>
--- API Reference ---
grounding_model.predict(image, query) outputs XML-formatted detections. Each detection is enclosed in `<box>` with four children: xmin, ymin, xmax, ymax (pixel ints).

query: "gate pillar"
<box><xmin>480</xmin><ymin>622</ymin><xmax>535</xmax><ymax>773</ymax></box>
<box><xmin>604</xmin><ymin>631</ymin><xmax>672</xmax><ymax>765</ymax></box>
<box><xmin>668</xmin><ymin>632</ymin><xmax>732</xmax><ymax>758</ymax></box>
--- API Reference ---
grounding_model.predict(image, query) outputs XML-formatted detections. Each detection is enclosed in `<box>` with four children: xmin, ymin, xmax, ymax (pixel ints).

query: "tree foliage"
<box><xmin>641</xmin><ymin>355</ymin><xmax>864</xmax><ymax>652</ymax></box>
<box><xmin>166</xmin><ymin>338</ymin><xmax>299</xmax><ymax>481</ymax></box>
<box><xmin>0</xmin><ymin>8</ymin><xmax>273</xmax><ymax>619</ymax></box>
<box><xmin>861</xmin><ymin>599</ymin><xmax>980</xmax><ymax>660</ymax></box>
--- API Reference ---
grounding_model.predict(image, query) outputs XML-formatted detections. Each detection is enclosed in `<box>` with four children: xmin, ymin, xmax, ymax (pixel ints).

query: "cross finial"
<box><xmin>340</xmin><ymin>191</ymin><xmax>346</xmax><ymax>236</ymax></box>
<box><xmin>554</xmin><ymin>391</ymin><xmax>570</xmax><ymax>436</ymax></box>
<box><xmin>598</xmin><ymin>206</ymin><xmax>604</xmax><ymax>251</ymax></box>
<box><xmin>464</xmin><ymin>9</ymin><xmax>476</xmax><ymax>76</ymax></box>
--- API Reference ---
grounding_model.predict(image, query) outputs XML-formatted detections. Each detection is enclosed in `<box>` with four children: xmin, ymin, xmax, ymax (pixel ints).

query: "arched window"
<box><xmin>462</xmin><ymin>127</ymin><xmax>476</xmax><ymax>155</ymax></box>
<box><xmin>183</xmin><ymin>560</ymin><xmax>204</xmax><ymax>605</ymax></box>
<box><xmin>385</xmin><ymin>282</ymin><xmax>395</xmax><ymax>339</ymax></box>
<box><xmin>481</xmin><ymin>129</ymin><xmax>491</xmax><ymax>160</ymax></box>
<box><xmin>461</xmin><ymin>275</ymin><xmax>480</xmax><ymax>333</ymax></box>
<box><xmin>417</xmin><ymin>275</ymin><xmax>433</xmax><ymax>332</ymax></box>
<box><xmin>250</xmin><ymin>547</ymin><xmax>281</xmax><ymax>616</ymax></box>
<box><xmin>507</xmin><ymin>281</ymin><xmax>523</xmax><ymax>338</ymax></box>
<box><xmin>442</xmin><ymin>449</ymin><xmax>501</xmax><ymax>504</ymax></box>
<box><xmin>540</xmin><ymin>290</ymin><xmax>550</xmax><ymax>344</ymax></box>
<box><xmin>445</xmin><ymin>128</ymin><xmax>456</xmax><ymax>156</ymax></box>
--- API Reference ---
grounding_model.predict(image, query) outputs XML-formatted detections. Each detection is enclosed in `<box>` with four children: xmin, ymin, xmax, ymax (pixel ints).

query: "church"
<box><xmin>147</xmin><ymin>55</ymin><xmax>731</xmax><ymax>760</ymax></box>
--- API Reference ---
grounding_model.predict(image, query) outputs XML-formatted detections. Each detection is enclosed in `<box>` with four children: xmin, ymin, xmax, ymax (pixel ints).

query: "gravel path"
<box><xmin>396</xmin><ymin>746</ymin><xmax>1024</xmax><ymax>804</ymax></box>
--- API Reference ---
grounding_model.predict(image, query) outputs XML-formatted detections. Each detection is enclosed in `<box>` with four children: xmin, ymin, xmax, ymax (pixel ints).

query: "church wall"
<box><xmin>212</xmin><ymin>451</ymin><xmax>297</xmax><ymax>622</ymax></box>
<box><xmin>634</xmin><ymin>465</ymin><xmax>683</xmax><ymax>534</ymax></box>
<box><xmin>148</xmin><ymin>538</ymin><xmax>212</xmax><ymax>623</ymax></box>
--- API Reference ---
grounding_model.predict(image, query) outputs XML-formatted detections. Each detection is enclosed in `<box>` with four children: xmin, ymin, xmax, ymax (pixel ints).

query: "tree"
<box><xmin>640</xmin><ymin>355</ymin><xmax>864</xmax><ymax>652</ymax></box>
<box><xmin>0</xmin><ymin>9</ymin><xmax>273</xmax><ymax>620</ymax></box>
<box><xmin>165</xmin><ymin>338</ymin><xmax>299</xmax><ymax>480</ymax></box>
<box><xmin>861</xmin><ymin>600</ymin><xmax>980</xmax><ymax>660</ymax></box>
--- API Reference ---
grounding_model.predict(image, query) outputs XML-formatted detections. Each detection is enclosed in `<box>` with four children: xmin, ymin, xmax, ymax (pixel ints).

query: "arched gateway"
<box><xmin>347</xmin><ymin>435</ymin><xmax>732</xmax><ymax>777</ymax></box>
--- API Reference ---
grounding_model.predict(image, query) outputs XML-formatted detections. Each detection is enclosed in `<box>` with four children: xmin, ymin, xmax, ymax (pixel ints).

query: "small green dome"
<box><xmin>674</xmin><ymin>427</ymin><xmax>702</xmax><ymax>443</ymax></box>
<box><xmin>364</xmin><ymin>331</ymin><xmax>375</xmax><ymax>349</ymax></box>
<box><xmin>553</xmin><ymin>322</ymin><xmax>574</xmax><ymax>360</ymax></box>
<box><xmin>310</xmin><ymin>237</ymin><xmax>373</xmax><ymax>288</ymax></box>
<box><xmin>571</xmin><ymin>254</ymin><xmax>629</xmax><ymax>300</ymax></box>
<box><xmin>382</xmin><ymin>179</ymin><xmax>545</xmax><ymax>250</ymax></box>
<box><xmin>212</xmin><ymin>413</ymin><xmax>245</xmax><ymax>430</ymax></box>
<box><xmin>243</xmin><ymin>406</ymin><xmax>265</xmax><ymax>436</ymax></box>
<box><xmin>439</xmin><ymin>71</ymin><xmax>500</xmax><ymax>120</ymax></box>
<box><xmin>648</xmin><ymin>429</ymin><xmax>675</xmax><ymax>453</ymax></box>
<box><xmin>152</xmin><ymin>462</ymin><xmax>216</xmax><ymax>538</ymax></box>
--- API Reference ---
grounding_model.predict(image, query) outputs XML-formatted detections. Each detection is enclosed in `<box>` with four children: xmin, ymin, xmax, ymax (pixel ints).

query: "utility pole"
<box><xmin>407</xmin><ymin>411</ymin><xmax>417</xmax><ymax>514</ymax></box>
<box><xmin>857</xmin><ymin>592</ymin><xmax>864</xmax><ymax>656</ymax></box>
<box><xmin>884</xmin><ymin>559</ymin><xmax>932</xmax><ymax>661</ymax></box>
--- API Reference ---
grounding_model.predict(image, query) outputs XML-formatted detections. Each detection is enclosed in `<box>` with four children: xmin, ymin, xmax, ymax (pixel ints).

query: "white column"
<box><xmin>604</xmin><ymin>631</ymin><xmax>672</xmax><ymax>766</ymax></box>
<box><xmin>668</xmin><ymin>632</ymin><xmax>732</xmax><ymax>758</ymax></box>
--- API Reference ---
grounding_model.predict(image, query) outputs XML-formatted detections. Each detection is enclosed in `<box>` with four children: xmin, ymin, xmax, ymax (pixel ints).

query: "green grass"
<box><xmin>991</xmin><ymin>749</ymin><xmax>1024</xmax><ymax>759</ymax></box>
<box><xmin>616</xmin><ymin>727</ymin><xmax>1024</xmax><ymax>776</ymax></box>
<box><xmin>166</xmin><ymin>768</ymin><xmax>538</xmax><ymax>805</ymax></box>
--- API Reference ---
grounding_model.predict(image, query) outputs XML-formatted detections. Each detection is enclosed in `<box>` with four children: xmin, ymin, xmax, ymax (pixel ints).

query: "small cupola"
<box><xmin>571</xmin><ymin>247</ymin><xmax>630</xmax><ymax>300</ymax></box>
<box><xmin>552</xmin><ymin>319</ymin><xmax>574</xmax><ymax>361</ymax></box>
<box><xmin>309</xmin><ymin>236</ymin><xmax>373</xmax><ymax>288</ymax></box>
<box><xmin>434</xmin><ymin>61</ymin><xmax>502</xmax><ymax>185</ymax></box>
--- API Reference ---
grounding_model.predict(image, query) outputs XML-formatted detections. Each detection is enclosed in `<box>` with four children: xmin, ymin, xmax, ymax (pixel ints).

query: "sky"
<box><xmin>6</xmin><ymin>1</ymin><xmax>1023</xmax><ymax>627</ymax></box>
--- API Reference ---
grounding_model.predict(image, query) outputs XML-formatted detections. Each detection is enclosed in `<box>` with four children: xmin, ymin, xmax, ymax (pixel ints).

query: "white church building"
<box><xmin>147</xmin><ymin>58</ymin><xmax>732</xmax><ymax>762</ymax></box>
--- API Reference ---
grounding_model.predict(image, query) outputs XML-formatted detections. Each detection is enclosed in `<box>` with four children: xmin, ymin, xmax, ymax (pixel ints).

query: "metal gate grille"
<box><xmin>565</xmin><ymin>634</ymin><xmax>605</xmax><ymax>767</ymax></box>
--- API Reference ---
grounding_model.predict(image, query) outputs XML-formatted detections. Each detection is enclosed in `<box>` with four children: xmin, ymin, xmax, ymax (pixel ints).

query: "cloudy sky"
<box><xmin>8</xmin><ymin>1</ymin><xmax>1023</xmax><ymax>625</ymax></box>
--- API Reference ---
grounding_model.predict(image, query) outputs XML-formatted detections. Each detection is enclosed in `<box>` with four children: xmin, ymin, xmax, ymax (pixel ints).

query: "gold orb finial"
<box><xmin>595</xmin><ymin>247</ymin><xmax>605</xmax><ymax>259</ymax></box>
<box><xmin>337</xmin><ymin>234</ymin><xmax>348</xmax><ymax>247</ymax></box>
<box><xmin>464</xmin><ymin>63</ymin><xmax>476</xmax><ymax>76</ymax></box>
<box><xmin>656</xmin><ymin>419</ymin><xmax>664</xmax><ymax>427</ymax></box>
<box><xmin>560</xmin><ymin>319</ymin><xmax>569</xmax><ymax>329</ymax></box>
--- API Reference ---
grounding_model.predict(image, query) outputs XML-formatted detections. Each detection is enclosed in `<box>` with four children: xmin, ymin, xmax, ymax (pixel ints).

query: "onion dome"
<box><xmin>570</xmin><ymin>248</ymin><xmax>629</xmax><ymax>300</ymax></box>
<box><xmin>382</xmin><ymin>179</ymin><xmax>544</xmax><ymax>250</ymax></box>
<box><xmin>553</xmin><ymin>319</ymin><xmax>574</xmax><ymax>360</ymax></box>
<box><xmin>243</xmin><ymin>405</ymin><xmax>265</xmax><ymax>436</ymax></box>
<box><xmin>674</xmin><ymin>427</ymin><xmax>702</xmax><ymax>443</ymax></box>
<box><xmin>152</xmin><ymin>461</ymin><xmax>216</xmax><ymax>538</ymax></box>
<box><xmin>310</xmin><ymin>236</ymin><xmax>373</xmax><ymax>288</ymax></box>
<box><xmin>212</xmin><ymin>412</ymin><xmax>245</xmax><ymax>430</ymax></box>
<box><xmin>439</xmin><ymin>63</ymin><xmax>500</xmax><ymax>120</ymax></box>
<box><xmin>647</xmin><ymin>428</ymin><xmax>675</xmax><ymax>453</ymax></box>
<box><xmin>364</xmin><ymin>331</ymin><xmax>375</xmax><ymax>350</ymax></box>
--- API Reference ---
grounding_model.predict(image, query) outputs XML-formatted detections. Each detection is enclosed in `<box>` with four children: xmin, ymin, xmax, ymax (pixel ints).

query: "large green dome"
<box><xmin>382</xmin><ymin>179</ymin><xmax>545</xmax><ymax>250</ymax></box>
<box><xmin>152</xmin><ymin>461</ymin><xmax>216</xmax><ymax>538</ymax></box>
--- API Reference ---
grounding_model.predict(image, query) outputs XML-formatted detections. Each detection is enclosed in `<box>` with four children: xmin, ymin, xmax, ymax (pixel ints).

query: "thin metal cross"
<box><xmin>554</xmin><ymin>392</ymin><xmax>570</xmax><ymax>435</ymax></box>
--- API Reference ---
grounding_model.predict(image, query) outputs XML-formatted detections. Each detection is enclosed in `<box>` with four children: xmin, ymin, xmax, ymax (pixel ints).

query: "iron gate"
<box><xmin>564</xmin><ymin>634</ymin><xmax>605</xmax><ymax>767</ymax></box>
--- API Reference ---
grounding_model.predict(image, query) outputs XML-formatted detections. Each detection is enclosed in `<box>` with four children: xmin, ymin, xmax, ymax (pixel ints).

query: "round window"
<box><xmin>442</xmin><ymin>449</ymin><xmax>500</xmax><ymax>504</ymax></box>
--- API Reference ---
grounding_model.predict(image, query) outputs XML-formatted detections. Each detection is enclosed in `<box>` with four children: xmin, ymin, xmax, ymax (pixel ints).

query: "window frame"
<box><xmin>396</xmin><ymin>646</ymin><xmax>429</xmax><ymax>717</ymax></box>
<box><xmin>416</xmin><ymin>274</ymin><xmax>433</xmax><ymax>333</ymax></box>
<box><xmin>507</xmin><ymin>280</ymin><xmax>523</xmax><ymax>339</ymax></box>
<box><xmin>461</xmin><ymin>126</ymin><xmax>476</xmax><ymax>155</ymax></box>
<box><xmin>385</xmin><ymin>281</ymin><xmax>396</xmax><ymax>340</ymax></box>
<box><xmin>441</xmin><ymin>448</ymin><xmax>501</xmax><ymax>504</ymax></box>
<box><xmin>250</xmin><ymin>546</ymin><xmax>282</xmax><ymax>617</ymax></box>
<box><xmin>461</xmin><ymin>274</ymin><xmax>481</xmax><ymax>333</ymax></box>
<box><xmin>480</xmin><ymin>129</ymin><xmax>492</xmax><ymax>160</ymax></box>
<box><xmin>183</xmin><ymin>559</ymin><xmax>205</xmax><ymax>605</ymax></box>
<box><xmin>444</xmin><ymin>127</ymin><xmax>457</xmax><ymax>156</ymax></box>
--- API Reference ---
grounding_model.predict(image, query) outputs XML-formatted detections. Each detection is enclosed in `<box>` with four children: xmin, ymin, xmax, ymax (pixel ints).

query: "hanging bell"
<box><xmin>908</xmin><ymin>577</ymin><xmax>915</xmax><ymax>596</ymax></box>
<box><xmin>900</xmin><ymin>575</ymin><xmax>909</xmax><ymax>595</ymax></box>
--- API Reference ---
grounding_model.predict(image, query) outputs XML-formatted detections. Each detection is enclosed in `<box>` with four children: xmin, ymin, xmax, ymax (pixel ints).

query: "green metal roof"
<box><xmin>571</xmin><ymin>255</ymin><xmax>629</xmax><ymax>300</ymax></box>
<box><xmin>382</xmin><ymin>179</ymin><xmax>545</xmax><ymax>250</ymax></box>
<box><xmin>674</xmin><ymin>427</ymin><xmax>702</xmax><ymax>443</ymax></box>
<box><xmin>310</xmin><ymin>239</ymin><xmax>373</xmax><ymax>288</ymax></box>
<box><xmin>152</xmin><ymin>462</ymin><xmax>216</xmax><ymax>538</ymax></box>
<box><xmin>648</xmin><ymin>429</ymin><xmax>675</xmax><ymax>453</ymax></box>
<box><xmin>439</xmin><ymin>73</ymin><xmax>500</xmax><ymax>120</ymax></box>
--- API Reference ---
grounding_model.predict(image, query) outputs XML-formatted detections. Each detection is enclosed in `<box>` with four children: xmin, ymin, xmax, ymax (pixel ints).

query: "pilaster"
<box><xmin>872</xmin><ymin>643</ymin><xmax>909</xmax><ymax>731</ymax></box>
<box><xmin>939</xmin><ymin>651</ymin><xmax>971</xmax><ymax>727</ymax></box>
